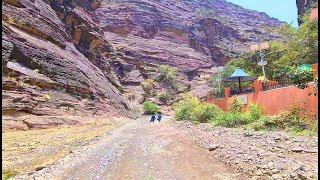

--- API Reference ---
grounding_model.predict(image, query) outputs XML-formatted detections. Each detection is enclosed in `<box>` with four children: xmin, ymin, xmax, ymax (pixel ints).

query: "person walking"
<box><xmin>157</xmin><ymin>112</ymin><xmax>162</xmax><ymax>122</ymax></box>
<box><xmin>150</xmin><ymin>112</ymin><xmax>156</xmax><ymax>123</ymax></box>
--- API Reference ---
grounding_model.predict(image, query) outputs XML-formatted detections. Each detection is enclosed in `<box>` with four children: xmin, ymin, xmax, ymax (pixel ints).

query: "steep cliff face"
<box><xmin>2</xmin><ymin>0</ymin><xmax>283</xmax><ymax>122</ymax></box>
<box><xmin>95</xmin><ymin>0</ymin><xmax>283</xmax><ymax>102</ymax></box>
<box><xmin>2</xmin><ymin>0</ymin><xmax>133</xmax><ymax>121</ymax></box>
<box><xmin>296</xmin><ymin>0</ymin><xmax>315</xmax><ymax>25</ymax></box>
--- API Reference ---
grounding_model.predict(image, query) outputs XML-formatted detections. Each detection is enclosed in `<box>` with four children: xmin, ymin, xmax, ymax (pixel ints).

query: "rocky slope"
<box><xmin>2</xmin><ymin>0</ymin><xmax>134</xmax><ymax>130</ymax></box>
<box><xmin>174</xmin><ymin>121</ymin><xmax>318</xmax><ymax>180</ymax></box>
<box><xmin>95</xmin><ymin>0</ymin><xmax>284</xmax><ymax>103</ymax></box>
<box><xmin>2</xmin><ymin>0</ymin><xmax>284</xmax><ymax>129</ymax></box>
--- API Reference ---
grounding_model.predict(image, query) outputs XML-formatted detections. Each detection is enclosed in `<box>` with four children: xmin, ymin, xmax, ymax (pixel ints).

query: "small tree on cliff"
<box><xmin>155</xmin><ymin>65</ymin><xmax>178</xmax><ymax>90</ymax></box>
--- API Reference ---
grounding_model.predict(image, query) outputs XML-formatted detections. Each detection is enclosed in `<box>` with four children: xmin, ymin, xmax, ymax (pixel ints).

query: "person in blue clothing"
<box><xmin>157</xmin><ymin>112</ymin><xmax>162</xmax><ymax>122</ymax></box>
<box><xmin>150</xmin><ymin>112</ymin><xmax>156</xmax><ymax>123</ymax></box>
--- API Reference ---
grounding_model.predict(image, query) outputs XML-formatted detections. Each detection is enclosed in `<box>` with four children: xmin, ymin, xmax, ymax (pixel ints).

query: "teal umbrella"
<box><xmin>223</xmin><ymin>68</ymin><xmax>257</xmax><ymax>92</ymax></box>
<box><xmin>299</xmin><ymin>64</ymin><xmax>311</xmax><ymax>70</ymax></box>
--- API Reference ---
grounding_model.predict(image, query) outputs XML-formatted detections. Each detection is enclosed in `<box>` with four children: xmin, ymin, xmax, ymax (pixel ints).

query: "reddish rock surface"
<box><xmin>95</xmin><ymin>0</ymin><xmax>284</xmax><ymax>100</ymax></box>
<box><xmin>2</xmin><ymin>0</ymin><xmax>284</xmax><ymax>128</ymax></box>
<box><xmin>2</xmin><ymin>0</ymin><xmax>134</xmax><ymax>125</ymax></box>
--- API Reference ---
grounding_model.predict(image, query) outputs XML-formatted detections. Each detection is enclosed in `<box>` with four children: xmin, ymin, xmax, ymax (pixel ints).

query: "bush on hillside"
<box><xmin>212</xmin><ymin>112</ymin><xmax>248</xmax><ymax>128</ymax></box>
<box><xmin>174</xmin><ymin>96</ymin><xmax>199</xmax><ymax>121</ymax></box>
<box><xmin>141</xmin><ymin>78</ymin><xmax>155</xmax><ymax>94</ymax></box>
<box><xmin>228</xmin><ymin>96</ymin><xmax>243</xmax><ymax>113</ymax></box>
<box><xmin>174</xmin><ymin>96</ymin><xmax>222</xmax><ymax>123</ymax></box>
<box><xmin>288</xmin><ymin>67</ymin><xmax>314</xmax><ymax>89</ymax></box>
<box><xmin>155</xmin><ymin>65</ymin><xmax>178</xmax><ymax>90</ymax></box>
<box><xmin>143</xmin><ymin>100</ymin><xmax>159</xmax><ymax>115</ymax></box>
<box><xmin>193</xmin><ymin>103</ymin><xmax>222</xmax><ymax>123</ymax></box>
<box><xmin>247</xmin><ymin>103</ymin><xmax>263</xmax><ymax>122</ymax></box>
<box><xmin>158</xmin><ymin>92</ymin><xmax>172</xmax><ymax>103</ymax></box>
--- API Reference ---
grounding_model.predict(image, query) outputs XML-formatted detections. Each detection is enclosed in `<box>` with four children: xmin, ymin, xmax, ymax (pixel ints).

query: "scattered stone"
<box><xmin>297</xmin><ymin>173</ymin><xmax>307</xmax><ymax>180</ymax></box>
<box><xmin>35</xmin><ymin>166</ymin><xmax>46</xmax><ymax>171</ymax></box>
<box><xmin>172</xmin><ymin>120</ymin><xmax>318</xmax><ymax>179</ymax></box>
<box><xmin>273</xmin><ymin>136</ymin><xmax>281</xmax><ymax>141</ymax></box>
<box><xmin>267</xmin><ymin>161</ymin><xmax>274</xmax><ymax>168</ymax></box>
<box><xmin>272</xmin><ymin>169</ymin><xmax>280</xmax><ymax>174</ymax></box>
<box><xmin>57</xmin><ymin>135</ymin><xmax>66</xmax><ymax>139</ymax></box>
<box><xmin>293</xmin><ymin>164</ymin><xmax>305</xmax><ymax>172</ymax></box>
<box><xmin>208</xmin><ymin>144</ymin><xmax>219</xmax><ymax>151</ymax></box>
<box><xmin>291</xmin><ymin>148</ymin><xmax>303</xmax><ymax>153</ymax></box>
<box><xmin>266</xmin><ymin>169</ymin><xmax>273</xmax><ymax>176</ymax></box>
<box><xmin>255</xmin><ymin>170</ymin><xmax>263</xmax><ymax>176</ymax></box>
<box><xmin>304</xmin><ymin>149</ymin><xmax>317</xmax><ymax>153</ymax></box>
<box><xmin>290</xmin><ymin>173</ymin><xmax>297</xmax><ymax>178</ymax></box>
<box><xmin>272</xmin><ymin>174</ymin><xmax>281</xmax><ymax>179</ymax></box>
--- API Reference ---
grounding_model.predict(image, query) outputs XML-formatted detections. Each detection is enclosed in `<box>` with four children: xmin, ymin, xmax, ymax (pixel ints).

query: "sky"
<box><xmin>226</xmin><ymin>0</ymin><xmax>298</xmax><ymax>27</ymax></box>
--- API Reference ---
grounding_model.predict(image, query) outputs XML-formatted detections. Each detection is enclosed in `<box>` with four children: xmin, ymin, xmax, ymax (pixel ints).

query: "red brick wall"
<box><xmin>208</xmin><ymin>84</ymin><xmax>318</xmax><ymax>115</ymax></box>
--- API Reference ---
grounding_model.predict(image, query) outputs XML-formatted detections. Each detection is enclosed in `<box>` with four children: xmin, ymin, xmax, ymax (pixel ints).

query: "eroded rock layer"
<box><xmin>94</xmin><ymin>0</ymin><xmax>283</xmax><ymax>102</ymax></box>
<box><xmin>2</xmin><ymin>0</ymin><xmax>284</xmax><ymax>127</ymax></box>
<box><xmin>2</xmin><ymin>0</ymin><xmax>133</xmax><ymax>124</ymax></box>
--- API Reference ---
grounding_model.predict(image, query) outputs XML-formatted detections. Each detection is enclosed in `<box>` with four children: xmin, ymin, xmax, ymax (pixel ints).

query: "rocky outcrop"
<box><xmin>95</xmin><ymin>0</ymin><xmax>283</xmax><ymax>100</ymax></box>
<box><xmin>2</xmin><ymin>0</ymin><xmax>134</xmax><ymax>123</ymax></box>
<box><xmin>2</xmin><ymin>0</ymin><xmax>284</xmax><ymax>128</ymax></box>
<box><xmin>296</xmin><ymin>0</ymin><xmax>315</xmax><ymax>25</ymax></box>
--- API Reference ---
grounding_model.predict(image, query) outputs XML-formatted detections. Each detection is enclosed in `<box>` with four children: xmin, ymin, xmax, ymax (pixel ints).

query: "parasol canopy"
<box><xmin>298</xmin><ymin>64</ymin><xmax>312</xmax><ymax>70</ymax></box>
<box><xmin>223</xmin><ymin>68</ymin><xmax>257</xmax><ymax>82</ymax></box>
<box><xmin>223</xmin><ymin>68</ymin><xmax>257</xmax><ymax>92</ymax></box>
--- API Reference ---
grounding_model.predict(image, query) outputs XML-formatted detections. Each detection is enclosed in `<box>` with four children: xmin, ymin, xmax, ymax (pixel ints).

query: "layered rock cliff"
<box><xmin>2</xmin><ymin>0</ymin><xmax>284</xmax><ymax>124</ymax></box>
<box><xmin>2</xmin><ymin>0</ymin><xmax>133</xmax><ymax>123</ymax></box>
<box><xmin>95</xmin><ymin>0</ymin><xmax>283</xmax><ymax>102</ymax></box>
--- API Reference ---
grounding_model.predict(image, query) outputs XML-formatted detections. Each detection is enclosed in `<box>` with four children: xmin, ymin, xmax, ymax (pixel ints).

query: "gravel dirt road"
<box><xmin>14</xmin><ymin>116</ymin><xmax>247</xmax><ymax>180</ymax></box>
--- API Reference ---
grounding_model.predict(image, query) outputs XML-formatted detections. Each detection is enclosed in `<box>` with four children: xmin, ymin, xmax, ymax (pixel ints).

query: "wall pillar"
<box><xmin>206</xmin><ymin>92</ymin><xmax>212</xmax><ymax>103</ymax></box>
<box><xmin>312</xmin><ymin>63</ymin><xmax>318</xmax><ymax>77</ymax></box>
<box><xmin>253</xmin><ymin>80</ymin><xmax>262</xmax><ymax>102</ymax></box>
<box><xmin>224</xmin><ymin>87</ymin><xmax>230</xmax><ymax>98</ymax></box>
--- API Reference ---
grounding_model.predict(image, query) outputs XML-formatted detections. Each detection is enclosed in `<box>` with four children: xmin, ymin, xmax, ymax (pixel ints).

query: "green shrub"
<box><xmin>250</xmin><ymin>116</ymin><xmax>278</xmax><ymax>131</ymax></box>
<box><xmin>228</xmin><ymin>97</ymin><xmax>242</xmax><ymax>113</ymax></box>
<box><xmin>212</xmin><ymin>112</ymin><xmax>248</xmax><ymax>128</ymax></box>
<box><xmin>158</xmin><ymin>92</ymin><xmax>172</xmax><ymax>103</ymax></box>
<box><xmin>141</xmin><ymin>78</ymin><xmax>155</xmax><ymax>94</ymax></box>
<box><xmin>174</xmin><ymin>96</ymin><xmax>199</xmax><ymax>121</ymax></box>
<box><xmin>248</xmin><ymin>109</ymin><xmax>311</xmax><ymax>133</ymax></box>
<box><xmin>143</xmin><ymin>100</ymin><xmax>159</xmax><ymax>115</ymax></box>
<box><xmin>174</xmin><ymin>96</ymin><xmax>223</xmax><ymax>123</ymax></box>
<box><xmin>247</xmin><ymin>103</ymin><xmax>263</xmax><ymax>122</ymax></box>
<box><xmin>288</xmin><ymin>67</ymin><xmax>314</xmax><ymax>89</ymax></box>
<box><xmin>194</xmin><ymin>103</ymin><xmax>222</xmax><ymax>123</ymax></box>
<box><xmin>272</xmin><ymin>110</ymin><xmax>302</xmax><ymax>129</ymax></box>
<box><xmin>156</xmin><ymin>65</ymin><xmax>177</xmax><ymax>82</ymax></box>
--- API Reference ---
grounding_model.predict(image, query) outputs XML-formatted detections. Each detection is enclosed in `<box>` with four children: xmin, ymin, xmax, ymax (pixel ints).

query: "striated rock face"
<box><xmin>2</xmin><ymin>0</ymin><xmax>283</xmax><ymax>126</ymax></box>
<box><xmin>2</xmin><ymin>0</ymin><xmax>134</xmax><ymax>122</ymax></box>
<box><xmin>95</xmin><ymin>0</ymin><xmax>283</xmax><ymax>101</ymax></box>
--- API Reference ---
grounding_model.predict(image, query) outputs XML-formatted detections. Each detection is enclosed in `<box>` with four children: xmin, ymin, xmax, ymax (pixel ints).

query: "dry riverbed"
<box><xmin>2</xmin><ymin>116</ymin><xmax>318</xmax><ymax>180</ymax></box>
<box><xmin>6</xmin><ymin>116</ymin><xmax>247</xmax><ymax>180</ymax></box>
<box><xmin>2</xmin><ymin>117</ymin><xmax>126</xmax><ymax>179</ymax></box>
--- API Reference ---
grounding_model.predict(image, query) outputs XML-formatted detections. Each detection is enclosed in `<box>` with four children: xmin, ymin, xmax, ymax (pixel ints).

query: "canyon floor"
<box><xmin>3</xmin><ymin>116</ymin><xmax>317</xmax><ymax>180</ymax></box>
<box><xmin>4</xmin><ymin>116</ymin><xmax>246</xmax><ymax>180</ymax></box>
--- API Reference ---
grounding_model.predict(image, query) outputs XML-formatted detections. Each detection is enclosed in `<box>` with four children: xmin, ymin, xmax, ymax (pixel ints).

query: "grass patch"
<box><xmin>2</xmin><ymin>118</ymin><xmax>120</xmax><ymax>177</ymax></box>
<box><xmin>174</xmin><ymin>96</ymin><xmax>222</xmax><ymax>123</ymax></box>
<box><xmin>2</xmin><ymin>171</ymin><xmax>18</xmax><ymax>180</ymax></box>
<box><xmin>174</xmin><ymin>96</ymin><xmax>317</xmax><ymax>136</ymax></box>
<box><xmin>142</xmin><ymin>100</ymin><xmax>159</xmax><ymax>115</ymax></box>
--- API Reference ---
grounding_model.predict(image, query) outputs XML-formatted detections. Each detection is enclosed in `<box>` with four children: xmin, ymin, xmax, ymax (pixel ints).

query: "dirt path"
<box><xmin>14</xmin><ymin>116</ymin><xmax>247</xmax><ymax>180</ymax></box>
